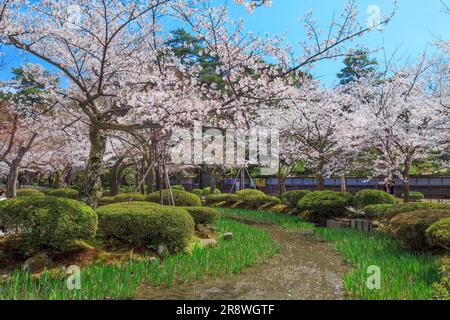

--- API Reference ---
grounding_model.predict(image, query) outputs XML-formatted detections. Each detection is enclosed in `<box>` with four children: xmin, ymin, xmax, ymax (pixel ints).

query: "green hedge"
<box><xmin>205</xmin><ymin>194</ymin><xmax>240</xmax><ymax>206</ymax></box>
<box><xmin>388</xmin><ymin>210</ymin><xmax>450</xmax><ymax>250</ymax></box>
<box><xmin>147</xmin><ymin>190</ymin><xmax>201</xmax><ymax>207</ymax></box>
<box><xmin>363</xmin><ymin>204</ymin><xmax>395</xmax><ymax>219</ymax></box>
<box><xmin>281</xmin><ymin>190</ymin><xmax>311</xmax><ymax>207</ymax></box>
<box><xmin>97</xmin><ymin>202</ymin><xmax>194</xmax><ymax>253</ymax></box>
<box><xmin>171</xmin><ymin>185</ymin><xmax>185</xmax><ymax>191</ymax></box>
<box><xmin>353</xmin><ymin>189</ymin><xmax>396</xmax><ymax>209</ymax></box>
<box><xmin>202</xmin><ymin>187</ymin><xmax>221</xmax><ymax>195</ymax></box>
<box><xmin>98</xmin><ymin>193</ymin><xmax>147</xmax><ymax>206</ymax></box>
<box><xmin>16</xmin><ymin>188</ymin><xmax>45</xmax><ymax>197</ymax></box>
<box><xmin>181</xmin><ymin>207</ymin><xmax>221</xmax><ymax>225</ymax></box>
<box><xmin>407</xmin><ymin>191</ymin><xmax>425</xmax><ymax>202</ymax></box>
<box><xmin>297</xmin><ymin>191</ymin><xmax>350</xmax><ymax>223</ymax></box>
<box><xmin>426</xmin><ymin>218</ymin><xmax>450</xmax><ymax>250</ymax></box>
<box><xmin>236</xmin><ymin>189</ymin><xmax>266</xmax><ymax>198</ymax></box>
<box><xmin>47</xmin><ymin>188</ymin><xmax>78</xmax><ymax>199</ymax></box>
<box><xmin>192</xmin><ymin>189</ymin><xmax>203</xmax><ymax>197</ymax></box>
<box><xmin>368</xmin><ymin>203</ymin><xmax>450</xmax><ymax>221</ymax></box>
<box><xmin>0</xmin><ymin>196</ymin><xmax>97</xmax><ymax>254</ymax></box>
<box><xmin>241</xmin><ymin>195</ymin><xmax>281</xmax><ymax>209</ymax></box>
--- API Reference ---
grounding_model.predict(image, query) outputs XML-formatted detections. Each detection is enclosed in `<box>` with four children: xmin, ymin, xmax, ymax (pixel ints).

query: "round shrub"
<box><xmin>192</xmin><ymin>189</ymin><xmax>203</xmax><ymax>197</ymax></box>
<box><xmin>16</xmin><ymin>188</ymin><xmax>45</xmax><ymax>197</ymax></box>
<box><xmin>47</xmin><ymin>188</ymin><xmax>78</xmax><ymax>199</ymax></box>
<box><xmin>236</xmin><ymin>189</ymin><xmax>266</xmax><ymax>198</ymax></box>
<box><xmin>181</xmin><ymin>207</ymin><xmax>221</xmax><ymax>225</ymax></box>
<box><xmin>171</xmin><ymin>185</ymin><xmax>185</xmax><ymax>191</ymax></box>
<box><xmin>340</xmin><ymin>192</ymin><xmax>354</xmax><ymax>207</ymax></box>
<box><xmin>382</xmin><ymin>203</ymin><xmax>450</xmax><ymax>220</ymax></box>
<box><xmin>281</xmin><ymin>190</ymin><xmax>311</xmax><ymax>207</ymax></box>
<box><xmin>297</xmin><ymin>191</ymin><xmax>349</xmax><ymax>223</ymax></box>
<box><xmin>0</xmin><ymin>196</ymin><xmax>98</xmax><ymax>254</ymax></box>
<box><xmin>407</xmin><ymin>191</ymin><xmax>425</xmax><ymax>202</ymax></box>
<box><xmin>426</xmin><ymin>218</ymin><xmax>450</xmax><ymax>250</ymax></box>
<box><xmin>363</xmin><ymin>204</ymin><xmax>394</xmax><ymax>219</ymax></box>
<box><xmin>111</xmin><ymin>193</ymin><xmax>147</xmax><ymax>203</ymax></box>
<box><xmin>241</xmin><ymin>195</ymin><xmax>281</xmax><ymax>209</ymax></box>
<box><xmin>205</xmin><ymin>194</ymin><xmax>240</xmax><ymax>206</ymax></box>
<box><xmin>353</xmin><ymin>189</ymin><xmax>395</xmax><ymax>209</ymax></box>
<box><xmin>388</xmin><ymin>210</ymin><xmax>450</xmax><ymax>250</ymax></box>
<box><xmin>146</xmin><ymin>189</ymin><xmax>201</xmax><ymax>207</ymax></box>
<box><xmin>96</xmin><ymin>202</ymin><xmax>194</xmax><ymax>252</ymax></box>
<box><xmin>202</xmin><ymin>187</ymin><xmax>221</xmax><ymax>195</ymax></box>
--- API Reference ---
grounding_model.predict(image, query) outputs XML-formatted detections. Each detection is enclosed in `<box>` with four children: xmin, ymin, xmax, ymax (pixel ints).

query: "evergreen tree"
<box><xmin>337</xmin><ymin>50</ymin><xmax>378</xmax><ymax>84</ymax></box>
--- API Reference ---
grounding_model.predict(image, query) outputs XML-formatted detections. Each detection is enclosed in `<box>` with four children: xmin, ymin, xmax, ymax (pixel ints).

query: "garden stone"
<box><xmin>200</xmin><ymin>239</ymin><xmax>218</xmax><ymax>248</ymax></box>
<box><xmin>157</xmin><ymin>244</ymin><xmax>169</xmax><ymax>258</ymax></box>
<box><xmin>23</xmin><ymin>253</ymin><xmax>54</xmax><ymax>273</ymax></box>
<box><xmin>223</xmin><ymin>232</ymin><xmax>233</xmax><ymax>241</ymax></box>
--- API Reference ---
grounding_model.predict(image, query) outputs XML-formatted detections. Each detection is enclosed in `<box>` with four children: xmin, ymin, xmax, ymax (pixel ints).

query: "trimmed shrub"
<box><xmin>434</xmin><ymin>257</ymin><xmax>450</xmax><ymax>300</ymax></box>
<box><xmin>111</xmin><ymin>193</ymin><xmax>147</xmax><ymax>203</ymax></box>
<box><xmin>98</xmin><ymin>196</ymin><xmax>115</xmax><ymax>206</ymax></box>
<box><xmin>407</xmin><ymin>191</ymin><xmax>425</xmax><ymax>202</ymax></box>
<box><xmin>96</xmin><ymin>202</ymin><xmax>194</xmax><ymax>252</ymax></box>
<box><xmin>341</xmin><ymin>192</ymin><xmax>354</xmax><ymax>207</ymax></box>
<box><xmin>0</xmin><ymin>196</ymin><xmax>97</xmax><ymax>254</ymax></box>
<box><xmin>146</xmin><ymin>189</ymin><xmax>201</xmax><ymax>207</ymax></box>
<box><xmin>192</xmin><ymin>189</ymin><xmax>203</xmax><ymax>197</ymax></box>
<box><xmin>353</xmin><ymin>189</ymin><xmax>396</xmax><ymax>209</ymax></box>
<box><xmin>363</xmin><ymin>204</ymin><xmax>395</xmax><ymax>219</ymax></box>
<box><xmin>281</xmin><ymin>190</ymin><xmax>311</xmax><ymax>207</ymax></box>
<box><xmin>47</xmin><ymin>188</ymin><xmax>78</xmax><ymax>199</ymax></box>
<box><xmin>16</xmin><ymin>188</ymin><xmax>45</xmax><ymax>197</ymax></box>
<box><xmin>268</xmin><ymin>204</ymin><xmax>291</xmax><ymax>214</ymax></box>
<box><xmin>426</xmin><ymin>218</ymin><xmax>450</xmax><ymax>250</ymax></box>
<box><xmin>205</xmin><ymin>194</ymin><xmax>240</xmax><ymax>205</ymax></box>
<box><xmin>236</xmin><ymin>189</ymin><xmax>266</xmax><ymax>198</ymax></box>
<box><xmin>202</xmin><ymin>187</ymin><xmax>221</xmax><ymax>195</ymax></box>
<box><xmin>388</xmin><ymin>210</ymin><xmax>450</xmax><ymax>250</ymax></box>
<box><xmin>241</xmin><ymin>195</ymin><xmax>281</xmax><ymax>209</ymax></box>
<box><xmin>297</xmin><ymin>191</ymin><xmax>350</xmax><ymax>223</ymax></box>
<box><xmin>171</xmin><ymin>185</ymin><xmax>185</xmax><ymax>191</ymax></box>
<box><xmin>383</xmin><ymin>203</ymin><xmax>450</xmax><ymax>220</ymax></box>
<box><xmin>181</xmin><ymin>207</ymin><xmax>221</xmax><ymax>225</ymax></box>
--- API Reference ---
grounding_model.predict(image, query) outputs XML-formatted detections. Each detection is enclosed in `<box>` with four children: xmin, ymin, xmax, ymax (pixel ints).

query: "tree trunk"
<box><xmin>341</xmin><ymin>173</ymin><xmax>347</xmax><ymax>193</ymax></box>
<box><xmin>316</xmin><ymin>175</ymin><xmax>325</xmax><ymax>191</ymax></box>
<box><xmin>110</xmin><ymin>157</ymin><xmax>124</xmax><ymax>197</ymax></box>
<box><xmin>210</xmin><ymin>169</ymin><xmax>217</xmax><ymax>194</ymax></box>
<box><xmin>146</xmin><ymin>166</ymin><xmax>155</xmax><ymax>194</ymax></box>
<box><xmin>402</xmin><ymin>163</ymin><xmax>411</xmax><ymax>203</ymax></box>
<box><xmin>6</xmin><ymin>159</ymin><xmax>20</xmax><ymax>198</ymax></box>
<box><xmin>78</xmin><ymin>124</ymin><xmax>107</xmax><ymax>208</ymax></box>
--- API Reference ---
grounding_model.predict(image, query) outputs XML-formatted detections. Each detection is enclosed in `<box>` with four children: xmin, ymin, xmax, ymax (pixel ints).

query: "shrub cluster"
<box><xmin>171</xmin><ymin>185</ymin><xmax>185</xmax><ymax>191</ymax></box>
<box><xmin>407</xmin><ymin>191</ymin><xmax>425</xmax><ymax>202</ymax></box>
<box><xmin>426</xmin><ymin>217</ymin><xmax>450</xmax><ymax>250</ymax></box>
<box><xmin>297</xmin><ymin>191</ymin><xmax>352</xmax><ymax>223</ymax></box>
<box><xmin>97</xmin><ymin>202</ymin><xmax>194</xmax><ymax>252</ymax></box>
<box><xmin>281</xmin><ymin>190</ymin><xmax>311</xmax><ymax>207</ymax></box>
<box><xmin>387</xmin><ymin>209</ymin><xmax>450</xmax><ymax>250</ymax></box>
<box><xmin>16</xmin><ymin>188</ymin><xmax>45</xmax><ymax>197</ymax></box>
<box><xmin>146</xmin><ymin>189</ymin><xmax>202</xmax><ymax>207</ymax></box>
<box><xmin>47</xmin><ymin>188</ymin><xmax>79</xmax><ymax>199</ymax></box>
<box><xmin>353</xmin><ymin>189</ymin><xmax>396</xmax><ymax>209</ymax></box>
<box><xmin>433</xmin><ymin>258</ymin><xmax>450</xmax><ymax>300</ymax></box>
<box><xmin>0</xmin><ymin>196</ymin><xmax>97</xmax><ymax>254</ymax></box>
<box><xmin>364</xmin><ymin>202</ymin><xmax>450</xmax><ymax>221</ymax></box>
<box><xmin>181</xmin><ymin>207</ymin><xmax>221</xmax><ymax>225</ymax></box>
<box><xmin>98</xmin><ymin>193</ymin><xmax>147</xmax><ymax>206</ymax></box>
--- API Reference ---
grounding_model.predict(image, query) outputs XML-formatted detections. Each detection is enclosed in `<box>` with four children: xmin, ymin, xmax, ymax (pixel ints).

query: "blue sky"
<box><xmin>227</xmin><ymin>0</ymin><xmax>450</xmax><ymax>85</ymax></box>
<box><xmin>0</xmin><ymin>0</ymin><xmax>449</xmax><ymax>86</ymax></box>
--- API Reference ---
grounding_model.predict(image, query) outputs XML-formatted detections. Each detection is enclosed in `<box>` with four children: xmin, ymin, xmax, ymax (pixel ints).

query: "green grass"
<box><xmin>216</xmin><ymin>208</ymin><xmax>441</xmax><ymax>300</ymax></box>
<box><xmin>0</xmin><ymin>218</ymin><xmax>279</xmax><ymax>300</ymax></box>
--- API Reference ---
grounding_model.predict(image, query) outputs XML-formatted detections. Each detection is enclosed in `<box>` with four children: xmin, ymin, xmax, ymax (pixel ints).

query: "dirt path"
<box><xmin>136</xmin><ymin>224</ymin><xmax>350</xmax><ymax>300</ymax></box>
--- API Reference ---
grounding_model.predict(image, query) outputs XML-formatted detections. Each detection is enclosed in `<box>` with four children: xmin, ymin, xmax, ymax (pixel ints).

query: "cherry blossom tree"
<box><xmin>347</xmin><ymin>59</ymin><xmax>446</xmax><ymax>202</ymax></box>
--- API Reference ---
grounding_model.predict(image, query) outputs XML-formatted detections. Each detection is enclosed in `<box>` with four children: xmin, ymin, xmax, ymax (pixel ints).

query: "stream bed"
<box><xmin>136</xmin><ymin>224</ymin><xmax>351</xmax><ymax>300</ymax></box>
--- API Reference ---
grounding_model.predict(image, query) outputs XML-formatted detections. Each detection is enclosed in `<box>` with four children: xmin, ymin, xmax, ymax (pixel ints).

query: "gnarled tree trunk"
<box><xmin>79</xmin><ymin>125</ymin><xmax>107</xmax><ymax>208</ymax></box>
<box><xmin>6</xmin><ymin>159</ymin><xmax>20</xmax><ymax>198</ymax></box>
<box><xmin>110</xmin><ymin>156</ymin><xmax>125</xmax><ymax>197</ymax></box>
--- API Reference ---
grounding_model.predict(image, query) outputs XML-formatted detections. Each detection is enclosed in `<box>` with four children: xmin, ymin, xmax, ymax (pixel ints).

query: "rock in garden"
<box><xmin>200</xmin><ymin>239</ymin><xmax>218</xmax><ymax>248</ymax></box>
<box><xmin>157</xmin><ymin>244</ymin><xmax>169</xmax><ymax>258</ymax></box>
<box><xmin>23</xmin><ymin>253</ymin><xmax>54</xmax><ymax>273</ymax></box>
<box><xmin>223</xmin><ymin>232</ymin><xmax>233</xmax><ymax>241</ymax></box>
